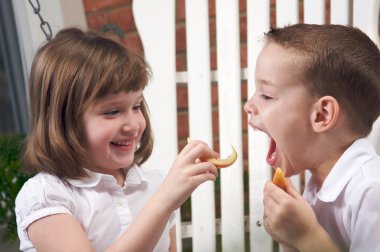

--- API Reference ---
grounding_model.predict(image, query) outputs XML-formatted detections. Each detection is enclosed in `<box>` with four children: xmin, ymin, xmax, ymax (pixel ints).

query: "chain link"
<box><xmin>28</xmin><ymin>0</ymin><xmax>53</xmax><ymax>41</ymax></box>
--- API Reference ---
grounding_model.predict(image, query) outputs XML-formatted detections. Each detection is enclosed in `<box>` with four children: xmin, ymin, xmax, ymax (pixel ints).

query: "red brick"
<box><xmin>83</xmin><ymin>0</ymin><xmax>131</xmax><ymax>13</ymax></box>
<box><xmin>239</xmin><ymin>0</ymin><xmax>246</xmax><ymax>13</ymax></box>
<box><xmin>209</xmin><ymin>19</ymin><xmax>217</xmax><ymax>46</ymax></box>
<box><xmin>210</xmin><ymin>48</ymin><xmax>217</xmax><ymax>70</ymax></box>
<box><xmin>108</xmin><ymin>6</ymin><xmax>136</xmax><ymax>32</ymax></box>
<box><xmin>177</xmin><ymin>112</ymin><xmax>189</xmax><ymax>139</ymax></box>
<box><xmin>176</xmin><ymin>54</ymin><xmax>187</xmax><ymax>71</ymax></box>
<box><xmin>240</xmin><ymin>16</ymin><xmax>247</xmax><ymax>44</ymax></box>
<box><xmin>211</xmin><ymin>84</ymin><xmax>218</xmax><ymax>106</ymax></box>
<box><xmin>176</xmin><ymin>0</ymin><xmax>186</xmax><ymax>22</ymax></box>
<box><xmin>176</xmin><ymin>25</ymin><xmax>187</xmax><ymax>53</ymax></box>
<box><xmin>123</xmin><ymin>34</ymin><xmax>143</xmax><ymax>54</ymax></box>
<box><xmin>209</xmin><ymin>0</ymin><xmax>216</xmax><ymax>18</ymax></box>
<box><xmin>176</xmin><ymin>84</ymin><xmax>188</xmax><ymax>110</ymax></box>
<box><xmin>240</xmin><ymin>44</ymin><xmax>247</xmax><ymax>68</ymax></box>
<box><xmin>86</xmin><ymin>12</ymin><xmax>109</xmax><ymax>30</ymax></box>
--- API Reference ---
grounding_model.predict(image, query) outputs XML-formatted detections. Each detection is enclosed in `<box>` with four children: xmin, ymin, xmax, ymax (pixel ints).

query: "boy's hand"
<box><xmin>263</xmin><ymin>179</ymin><xmax>319</xmax><ymax>248</ymax></box>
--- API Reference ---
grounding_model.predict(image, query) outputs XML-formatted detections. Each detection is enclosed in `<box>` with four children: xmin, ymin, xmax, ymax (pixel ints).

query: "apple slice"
<box><xmin>272</xmin><ymin>167</ymin><xmax>286</xmax><ymax>189</ymax></box>
<box><xmin>187</xmin><ymin>138</ymin><xmax>238</xmax><ymax>168</ymax></box>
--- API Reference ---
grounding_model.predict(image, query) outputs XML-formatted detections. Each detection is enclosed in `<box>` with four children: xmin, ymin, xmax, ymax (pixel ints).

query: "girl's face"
<box><xmin>244</xmin><ymin>43</ymin><xmax>317</xmax><ymax>177</ymax></box>
<box><xmin>82</xmin><ymin>90</ymin><xmax>146</xmax><ymax>175</ymax></box>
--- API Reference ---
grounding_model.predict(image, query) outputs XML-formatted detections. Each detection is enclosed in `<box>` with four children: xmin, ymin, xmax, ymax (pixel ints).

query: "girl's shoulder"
<box><xmin>18</xmin><ymin>172</ymin><xmax>72</xmax><ymax>194</ymax></box>
<box><xmin>15</xmin><ymin>172</ymin><xmax>76</xmax><ymax>222</ymax></box>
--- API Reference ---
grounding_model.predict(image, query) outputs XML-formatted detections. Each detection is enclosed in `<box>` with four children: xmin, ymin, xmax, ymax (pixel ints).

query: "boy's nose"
<box><xmin>244</xmin><ymin>96</ymin><xmax>257</xmax><ymax>115</ymax></box>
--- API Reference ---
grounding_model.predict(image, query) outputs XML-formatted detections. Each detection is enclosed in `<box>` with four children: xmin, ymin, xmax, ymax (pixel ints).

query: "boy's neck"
<box><xmin>309</xmin><ymin>126</ymin><xmax>360</xmax><ymax>189</ymax></box>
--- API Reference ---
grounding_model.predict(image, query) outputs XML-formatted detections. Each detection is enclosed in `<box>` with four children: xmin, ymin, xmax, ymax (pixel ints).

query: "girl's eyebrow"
<box><xmin>96</xmin><ymin>93</ymin><xmax>144</xmax><ymax>107</ymax></box>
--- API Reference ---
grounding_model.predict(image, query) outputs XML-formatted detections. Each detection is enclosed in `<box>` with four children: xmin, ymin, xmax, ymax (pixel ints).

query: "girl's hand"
<box><xmin>157</xmin><ymin>139</ymin><xmax>219</xmax><ymax>211</ymax></box>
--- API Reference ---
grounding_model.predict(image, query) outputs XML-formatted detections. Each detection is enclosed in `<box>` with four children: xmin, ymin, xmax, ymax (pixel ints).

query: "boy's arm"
<box><xmin>263</xmin><ymin>180</ymin><xmax>339</xmax><ymax>252</ymax></box>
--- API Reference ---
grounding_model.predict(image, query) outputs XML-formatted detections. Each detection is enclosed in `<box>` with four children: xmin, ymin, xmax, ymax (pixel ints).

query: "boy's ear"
<box><xmin>310</xmin><ymin>96</ymin><xmax>339</xmax><ymax>133</ymax></box>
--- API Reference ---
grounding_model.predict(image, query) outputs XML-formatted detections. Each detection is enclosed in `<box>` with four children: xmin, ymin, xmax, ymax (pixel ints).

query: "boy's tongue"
<box><xmin>266</xmin><ymin>138</ymin><xmax>279</xmax><ymax>166</ymax></box>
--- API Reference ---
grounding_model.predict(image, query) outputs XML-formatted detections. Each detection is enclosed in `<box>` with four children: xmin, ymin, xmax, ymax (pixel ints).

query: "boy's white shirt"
<box><xmin>15</xmin><ymin>164</ymin><xmax>176</xmax><ymax>252</ymax></box>
<box><xmin>304</xmin><ymin>137</ymin><xmax>380</xmax><ymax>251</ymax></box>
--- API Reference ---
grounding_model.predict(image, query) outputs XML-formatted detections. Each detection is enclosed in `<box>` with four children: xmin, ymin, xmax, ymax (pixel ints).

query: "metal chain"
<box><xmin>28</xmin><ymin>0</ymin><xmax>53</xmax><ymax>41</ymax></box>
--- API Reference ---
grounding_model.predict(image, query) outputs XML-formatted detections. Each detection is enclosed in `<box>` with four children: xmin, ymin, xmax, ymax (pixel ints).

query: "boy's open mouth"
<box><xmin>250</xmin><ymin>123</ymin><xmax>279</xmax><ymax>167</ymax></box>
<box><xmin>266</xmin><ymin>138</ymin><xmax>278</xmax><ymax>166</ymax></box>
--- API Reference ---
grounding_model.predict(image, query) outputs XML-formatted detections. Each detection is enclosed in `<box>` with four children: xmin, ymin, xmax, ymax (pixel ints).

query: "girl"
<box><xmin>15</xmin><ymin>28</ymin><xmax>219</xmax><ymax>252</ymax></box>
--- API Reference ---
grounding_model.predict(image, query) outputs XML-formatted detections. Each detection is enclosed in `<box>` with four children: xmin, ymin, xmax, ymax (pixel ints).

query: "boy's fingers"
<box><xmin>284</xmin><ymin>178</ymin><xmax>303</xmax><ymax>200</ymax></box>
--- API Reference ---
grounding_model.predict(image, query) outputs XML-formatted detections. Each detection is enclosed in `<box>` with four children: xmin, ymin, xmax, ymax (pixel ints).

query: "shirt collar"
<box><xmin>66</xmin><ymin>164</ymin><xmax>147</xmax><ymax>188</ymax></box>
<box><xmin>309</xmin><ymin>137</ymin><xmax>376</xmax><ymax>202</ymax></box>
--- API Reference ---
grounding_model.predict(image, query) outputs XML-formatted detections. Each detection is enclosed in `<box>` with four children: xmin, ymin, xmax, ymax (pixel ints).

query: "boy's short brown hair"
<box><xmin>24</xmin><ymin>28</ymin><xmax>153</xmax><ymax>178</ymax></box>
<box><xmin>265</xmin><ymin>24</ymin><xmax>380</xmax><ymax>136</ymax></box>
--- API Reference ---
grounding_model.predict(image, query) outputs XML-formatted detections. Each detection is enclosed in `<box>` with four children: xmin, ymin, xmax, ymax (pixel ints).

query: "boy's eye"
<box><xmin>260</xmin><ymin>94</ymin><xmax>273</xmax><ymax>100</ymax></box>
<box><xmin>104</xmin><ymin>109</ymin><xmax>120</xmax><ymax>115</ymax></box>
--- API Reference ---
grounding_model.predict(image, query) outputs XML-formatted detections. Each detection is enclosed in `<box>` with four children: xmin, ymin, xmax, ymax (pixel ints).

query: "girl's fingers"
<box><xmin>184</xmin><ymin>162</ymin><xmax>218</xmax><ymax>177</ymax></box>
<box><xmin>180</xmin><ymin>139</ymin><xmax>219</xmax><ymax>162</ymax></box>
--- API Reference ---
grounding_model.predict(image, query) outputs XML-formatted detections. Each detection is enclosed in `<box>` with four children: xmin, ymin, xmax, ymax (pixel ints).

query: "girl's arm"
<box><xmin>28</xmin><ymin>140</ymin><xmax>218</xmax><ymax>252</ymax></box>
<box><xmin>107</xmin><ymin>140</ymin><xmax>218</xmax><ymax>251</ymax></box>
<box><xmin>169</xmin><ymin>225</ymin><xmax>177</xmax><ymax>252</ymax></box>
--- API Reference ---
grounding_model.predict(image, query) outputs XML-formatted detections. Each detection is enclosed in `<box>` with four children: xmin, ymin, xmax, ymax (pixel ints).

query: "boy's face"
<box><xmin>81</xmin><ymin>91</ymin><xmax>146</xmax><ymax>175</ymax></box>
<box><xmin>244</xmin><ymin>43</ymin><xmax>317</xmax><ymax>176</ymax></box>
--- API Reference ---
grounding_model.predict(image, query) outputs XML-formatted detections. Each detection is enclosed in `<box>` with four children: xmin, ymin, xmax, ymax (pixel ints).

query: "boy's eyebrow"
<box><xmin>256</xmin><ymin>78</ymin><xmax>275</xmax><ymax>87</ymax></box>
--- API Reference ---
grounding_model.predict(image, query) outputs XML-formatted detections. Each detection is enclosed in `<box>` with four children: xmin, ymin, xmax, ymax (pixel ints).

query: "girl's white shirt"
<box><xmin>303</xmin><ymin>137</ymin><xmax>380</xmax><ymax>251</ymax></box>
<box><xmin>15</xmin><ymin>164</ymin><xmax>176</xmax><ymax>252</ymax></box>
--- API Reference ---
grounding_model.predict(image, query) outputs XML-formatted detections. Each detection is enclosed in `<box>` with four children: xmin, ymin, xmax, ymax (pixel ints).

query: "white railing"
<box><xmin>133</xmin><ymin>0</ymin><xmax>380</xmax><ymax>251</ymax></box>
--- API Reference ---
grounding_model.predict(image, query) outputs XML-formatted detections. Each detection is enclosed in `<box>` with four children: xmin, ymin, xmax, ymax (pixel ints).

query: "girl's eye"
<box><xmin>104</xmin><ymin>109</ymin><xmax>120</xmax><ymax>116</ymax></box>
<box><xmin>133</xmin><ymin>104</ymin><xmax>142</xmax><ymax>111</ymax></box>
<box><xmin>260</xmin><ymin>94</ymin><xmax>273</xmax><ymax>100</ymax></box>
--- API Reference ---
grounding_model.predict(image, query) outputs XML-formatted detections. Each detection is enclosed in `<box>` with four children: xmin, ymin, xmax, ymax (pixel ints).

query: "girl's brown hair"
<box><xmin>23</xmin><ymin>28</ymin><xmax>153</xmax><ymax>178</ymax></box>
<box><xmin>265</xmin><ymin>24</ymin><xmax>380</xmax><ymax>136</ymax></box>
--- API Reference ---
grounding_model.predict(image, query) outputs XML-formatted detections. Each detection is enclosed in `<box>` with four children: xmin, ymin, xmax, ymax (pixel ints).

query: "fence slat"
<box><xmin>356</xmin><ymin>0</ymin><xmax>380</xmax><ymax>153</ymax></box>
<box><xmin>216</xmin><ymin>0</ymin><xmax>245</xmax><ymax>251</ymax></box>
<box><xmin>133</xmin><ymin>0</ymin><xmax>177</xmax><ymax>174</ymax></box>
<box><xmin>353</xmin><ymin>0</ymin><xmax>380</xmax><ymax>47</ymax></box>
<box><xmin>330</xmin><ymin>0</ymin><xmax>351</xmax><ymax>25</ymax></box>
<box><xmin>304</xmin><ymin>0</ymin><xmax>326</xmax><ymax>24</ymax></box>
<box><xmin>247</xmin><ymin>1</ymin><xmax>273</xmax><ymax>251</ymax></box>
<box><xmin>132</xmin><ymin>0</ymin><xmax>182</xmax><ymax>250</ymax></box>
<box><xmin>276</xmin><ymin>0</ymin><xmax>299</xmax><ymax>27</ymax></box>
<box><xmin>186</xmin><ymin>0</ymin><xmax>216</xmax><ymax>251</ymax></box>
<box><xmin>276</xmin><ymin>0</ymin><xmax>302</xmax><ymax>192</ymax></box>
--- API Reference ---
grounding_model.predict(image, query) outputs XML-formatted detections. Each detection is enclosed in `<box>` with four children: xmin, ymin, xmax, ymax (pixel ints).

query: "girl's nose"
<box><xmin>121</xmin><ymin>117</ymin><xmax>139</xmax><ymax>134</ymax></box>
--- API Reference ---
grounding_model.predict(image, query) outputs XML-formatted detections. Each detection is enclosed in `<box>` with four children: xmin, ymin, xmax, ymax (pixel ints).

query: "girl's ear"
<box><xmin>310</xmin><ymin>96</ymin><xmax>339</xmax><ymax>133</ymax></box>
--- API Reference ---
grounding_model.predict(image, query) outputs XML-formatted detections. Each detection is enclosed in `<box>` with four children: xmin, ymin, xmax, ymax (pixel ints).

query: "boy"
<box><xmin>244</xmin><ymin>24</ymin><xmax>380</xmax><ymax>251</ymax></box>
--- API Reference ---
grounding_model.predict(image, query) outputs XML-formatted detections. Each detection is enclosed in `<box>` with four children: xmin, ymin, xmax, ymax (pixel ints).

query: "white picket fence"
<box><xmin>134</xmin><ymin>0</ymin><xmax>380</xmax><ymax>251</ymax></box>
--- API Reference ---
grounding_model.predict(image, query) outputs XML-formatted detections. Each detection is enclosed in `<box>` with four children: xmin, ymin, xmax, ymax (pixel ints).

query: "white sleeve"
<box><xmin>15</xmin><ymin>173</ymin><xmax>75</xmax><ymax>249</ymax></box>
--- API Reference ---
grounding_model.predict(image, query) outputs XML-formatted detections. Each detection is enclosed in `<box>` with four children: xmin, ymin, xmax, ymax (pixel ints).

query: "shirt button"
<box><xmin>114</xmin><ymin>197</ymin><xmax>125</xmax><ymax>207</ymax></box>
